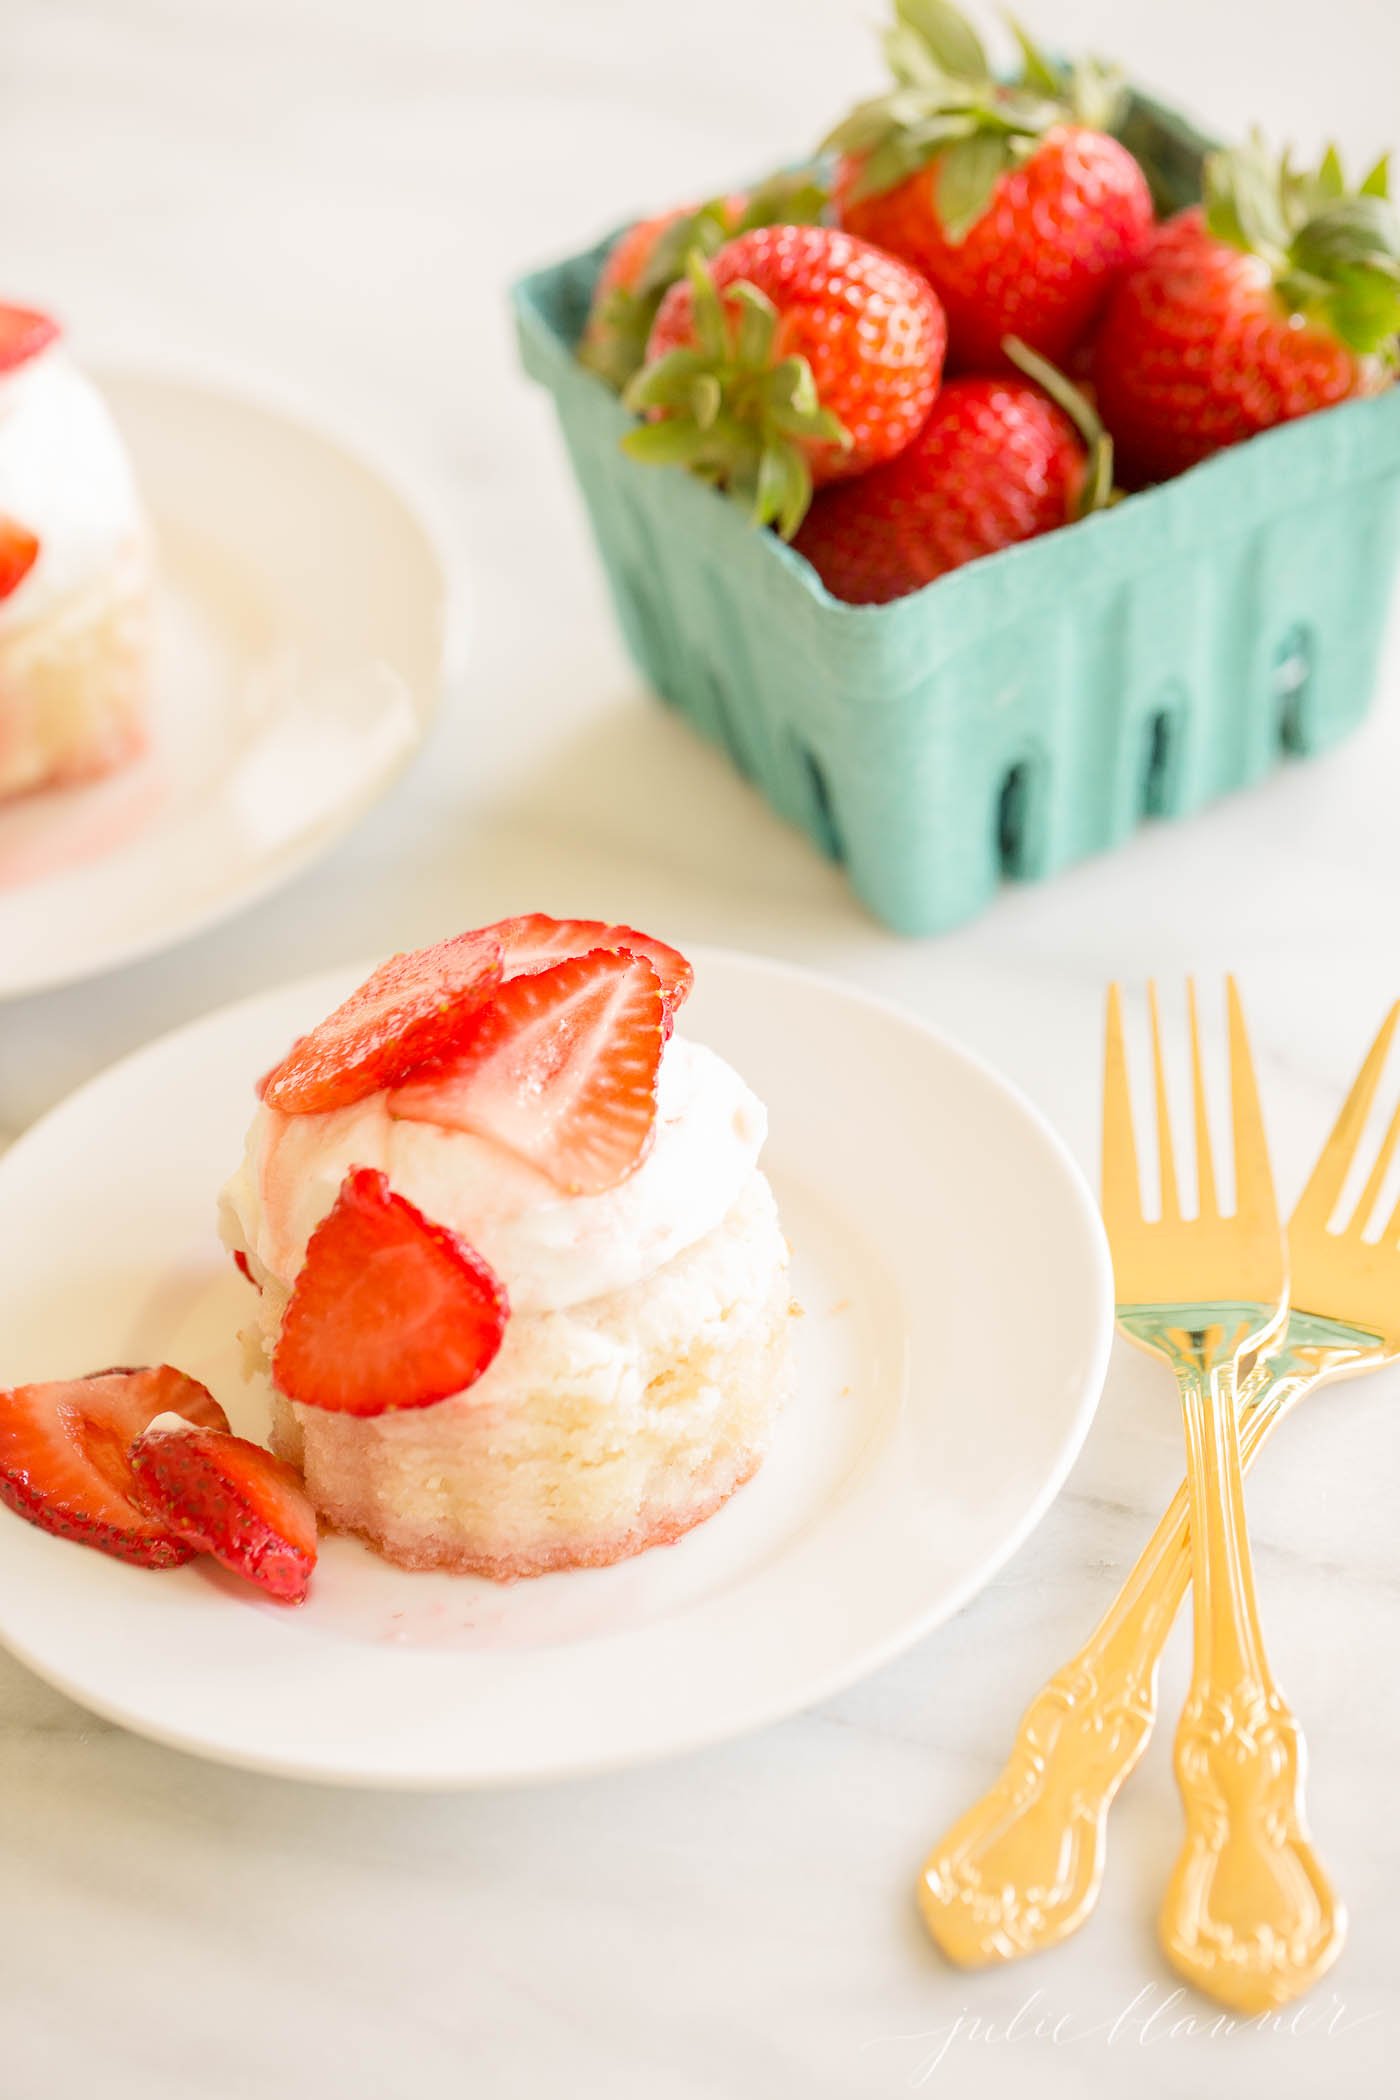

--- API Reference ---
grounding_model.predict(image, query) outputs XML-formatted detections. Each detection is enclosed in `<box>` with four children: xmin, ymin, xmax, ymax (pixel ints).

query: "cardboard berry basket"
<box><xmin>511</xmin><ymin>96</ymin><xmax>1400</xmax><ymax>936</ymax></box>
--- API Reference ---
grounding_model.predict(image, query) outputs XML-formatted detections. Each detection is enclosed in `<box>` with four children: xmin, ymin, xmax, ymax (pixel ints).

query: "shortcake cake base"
<box><xmin>0</xmin><ymin>536</ymin><xmax>151</xmax><ymax>801</ymax></box>
<box><xmin>247</xmin><ymin>1173</ymin><xmax>795</xmax><ymax>1581</ymax></box>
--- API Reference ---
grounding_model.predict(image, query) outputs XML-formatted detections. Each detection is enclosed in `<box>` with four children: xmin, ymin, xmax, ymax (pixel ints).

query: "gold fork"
<box><xmin>919</xmin><ymin>980</ymin><xmax>1346</xmax><ymax>2013</ymax></box>
<box><xmin>919</xmin><ymin>1006</ymin><xmax>1398</xmax><ymax>1984</ymax></box>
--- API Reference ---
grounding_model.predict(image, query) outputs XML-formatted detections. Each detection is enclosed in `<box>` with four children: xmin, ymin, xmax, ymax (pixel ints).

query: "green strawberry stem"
<box><xmin>1003</xmin><ymin>334</ymin><xmax>1115</xmax><ymax>515</ymax></box>
<box><xmin>578</xmin><ymin>198</ymin><xmax>736</xmax><ymax>389</ymax></box>
<box><xmin>1205</xmin><ymin>133</ymin><xmax>1400</xmax><ymax>357</ymax></box>
<box><xmin>736</xmin><ymin>169</ymin><xmax>832</xmax><ymax>236</ymax></box>
<box><xmin>1005</xmin><ymin>15</ymin><xmax>1126</xmax><ymax>136</ymax></box>
<box><xmin>622</xmin><ymin>252</ymin><xmax>850</xmax><ymax>539</ymax></box>
<box><xmin>820</xmin><ymin>0</ymin><xmax>1123</xmax><ymax>240</ymax></box>
<box><xmin>578</xmin><ymin>170</ymin><xmax>829</xmax><ymax>391</ymax></box>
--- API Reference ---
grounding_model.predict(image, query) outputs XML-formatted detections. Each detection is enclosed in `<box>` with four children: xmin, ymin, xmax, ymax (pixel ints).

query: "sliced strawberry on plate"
<box><xmin>0</xmin><ymin>302</ymin><xmax>60</xmax><ymax>374</ymax></box>
<box><xmin>0</xmin><ymin>517</ymin><xmax>40</xmax><ymax>602</ymax></box>
<box><xmin>130</xmin><ymin>1418</ymin><xmax>318</xmax><ymax>1605</ymax></box>
<box><xmin>259</xmin><ymin>930</ymin><xmax>505</xmax><ymax>1116</ymax></box>
<box><xmin>0</xmin><ymin>1365</ymin><xmax>230</xmax><ymax>1568</ymax></box>
<box><xmin>389</xmin><ymin>948</ymin><xmax>666</xmax><ymax>1195</ymax></box>
<box><xmin>488</xmin><ymin>913</ymin><xmax>693</xmax><ymax>1021</ymax></box>
<box><xmin>272</xmin><ymin>1166</ymin><xmax>509</xmax><ymax>1416</ymax></box>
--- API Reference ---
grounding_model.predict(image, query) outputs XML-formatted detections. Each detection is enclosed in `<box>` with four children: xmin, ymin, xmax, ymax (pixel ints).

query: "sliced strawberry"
<box><xmin>0</xmin><ymin>303</ymin><xmax>60</xmax><ymax>374</ymax></box>
<box><xmin>0</xmin><ymin>517</ymin><xmax>40</xmax><ymax>602</ymax></box>
<box><xmin>489</xmin><ymin>914</ymin><xmax>693</xmax><ymax>1021</ymax></box>
<box><xmin>131</xmin><ymin>1418</ymin><xmax>318</xmax><ymax>1605</ymax></box>
<box><xmin>0</xmin><ymin>1366</ymin><xmax>230</xmax><ymax>1568</ymax></box>
<box><xmin>272</xmin><ymin>1166</ymin><xmax>509</xmax><ymax>1416</ymax></box>
<box><xmin>259</xmin><ymin>930</ymin><xmax>505</xmax><ymax>1115</ymax></box>
<box><xmin>389</xmin><ymin>948</ymin><xmax>665</xmax><ymax>1195</ymax></box>
<box><xmin>231</xmin><ymin>1247</ymin><xmax>260</xmax><ymax>1290</ymax></box>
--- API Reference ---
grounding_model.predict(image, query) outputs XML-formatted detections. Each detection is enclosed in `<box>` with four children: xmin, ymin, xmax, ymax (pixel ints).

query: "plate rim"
<box><xmin>0</xmin><ymin>357</ymin><xmax>455</xmax><ymax>1002</ymax></box>
<box><xmin>0</xmin><ymin>947</ymin><xmax>1114</xmax><ymax>1786</ymax></box>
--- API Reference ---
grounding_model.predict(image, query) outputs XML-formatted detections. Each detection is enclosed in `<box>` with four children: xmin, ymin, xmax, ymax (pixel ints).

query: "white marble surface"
<box><xmin>3</xmin><ymin>2</ymin><xmax>1400</xmax><ymax>2093</ymax></box>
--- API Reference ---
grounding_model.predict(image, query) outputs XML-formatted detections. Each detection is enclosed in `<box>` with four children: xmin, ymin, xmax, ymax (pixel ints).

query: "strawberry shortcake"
<box><xmin>220</xmin><ymin>916</ymin><xmax>795</xmax><ymax>1580</ymax></box>
<box><xmin>0</xmin><ymin>301</ymin><xmax>151</xmax><ymax>801</ymax></box>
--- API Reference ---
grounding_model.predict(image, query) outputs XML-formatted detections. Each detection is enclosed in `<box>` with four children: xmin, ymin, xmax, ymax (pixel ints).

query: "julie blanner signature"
<box><xmin>872</xmin><ymin>1984</ymin><xmax>1383</xmax><ymax>2085</ymax></box>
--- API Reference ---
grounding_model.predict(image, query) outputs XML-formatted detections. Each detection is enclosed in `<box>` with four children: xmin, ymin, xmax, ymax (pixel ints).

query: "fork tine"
<box><xmin>1291</xmin><ymin>1001</ymin><xmax>1400</xmax><ymax>1231</ymax></box>
<box><xmin>1102</xmin><ymin>984</ymin><xmax>1144</xmax><ymax>1231</ymax></box>
<box><xmin>1226</xmin><ymin>976</ymin><xmax>1278</xmax><ymax>1227</ymax></box>
<box><xmin>1187</xmin><ymin>978</ymin><xmax>1218</xmax><ymax>1220</ymax></box>
<box><xmin>1147</xmin><ymin>982</ymin><xmax>1181</xmax><ymax>1221</ymax></box>
<box><xmin>1346</xmin><ymin>1094</ymin><xmax>1400</xmax><ymax>1241</ymax></box>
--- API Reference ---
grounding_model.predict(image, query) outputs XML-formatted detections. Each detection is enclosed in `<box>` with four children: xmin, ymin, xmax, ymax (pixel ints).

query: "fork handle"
<box><xmin>1160</xmin><ymin>1356</ymin><xmax>1344</xmax><ymax>2012</ymax></box>
<box><xmin>917</xmin><ymin>1369</ymin><xmax>1306</xmax><ymax>1967</ymax></box>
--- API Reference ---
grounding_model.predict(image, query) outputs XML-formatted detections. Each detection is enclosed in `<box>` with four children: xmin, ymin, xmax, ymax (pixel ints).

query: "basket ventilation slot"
<box><xmin>1274</xmin><ymin>624</ymin><xmax>1315</xmax><ymax>752</ymax></box>
<box><xmin>997</xmin><ymin>761</ymin><xmax>1041</xmax><ymax>878</ymax></box>
<box><xmin>799</xmin><ymin>747</ymin><xmax>843</xmax><ymax>862</ymax></box>
<box><xmin>1141</xmin><ymin>701</ymin><xmax>1183</xmax><ymax>818</ymax></box>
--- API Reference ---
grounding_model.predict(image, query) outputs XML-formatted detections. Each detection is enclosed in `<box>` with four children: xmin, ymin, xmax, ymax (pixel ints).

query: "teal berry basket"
<box><xmin>510</xmin><ymin>94</ymin><xmax>1400</xmax><ymax>936</ymax></box>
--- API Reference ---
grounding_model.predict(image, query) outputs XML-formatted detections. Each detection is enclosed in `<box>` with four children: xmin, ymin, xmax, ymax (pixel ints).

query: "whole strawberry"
<box><xmin>792</xmin><ymin>340</ymin><xmax>1112</xmax><ymax>603</ymax></box>
<box><xmin>1094</xmin><ymin>138</ymin><xmax>1400</xmax><ymax>484</ymax></box>
<box><xmin>825</xmin><ymin>2</ymin><xmax>1152</xmax><ymax>369</ymax></box>
<box><xmin>624</xmin><ymin>224</ymin><xmax>946</xmax><ymax>536</ymax></box>
<box><xmin>578</xmin><ymin>172</ymin><xmax>828</xmax><ymax>391</ymax></box>
<box><xmin>579</xmin><ymin>204</ymin><xmax>722</xmax><ymax>392</ymax></box>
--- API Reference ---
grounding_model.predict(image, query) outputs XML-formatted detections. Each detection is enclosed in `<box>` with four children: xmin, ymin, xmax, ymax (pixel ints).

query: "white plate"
<box><xmin>0</xmin><ymin>951</ymin><xmax>1112</xmax><ymax>1787</ymax></box>
<box><xmin>0</xmin><ymin>366</ymin><xmax>448</xmax><ymax>998</ymax></box>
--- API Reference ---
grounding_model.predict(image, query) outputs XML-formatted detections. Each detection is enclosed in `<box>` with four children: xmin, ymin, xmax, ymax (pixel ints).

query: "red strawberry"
<box><xmin>626</xmin><ymin>224</ymin><xmax>946</xmax><ymax>535</ymax></box>
<box><xmin>0</xmin><ymin>302</ymin><xmax>60</xmax><ymax>374</ymax></box>
<box><xmin>0</xmin><ymin>517</ymin><xmax>40</xmax><ymax>602</ymax></box>
<box><xmin>578</xmin><ymin>173</ymin><xmax>828</xmax><ymax>391</ymax></box>
<box><xmin>601</xmin><ymin>207</ymin><xmax>711</xmax><ymax>298</ymax></box>
<box><xmin>1094</xmin><ymin>141</ymin><xmax>1400</xmax><ymax>485</ymax></box>
<box><xmin>488</xmin><ymin>913</ymin><xmax>693</xmax><ymax>1020</ymax></box>
<box><xmin>825</xmin><ymin>6</ymin><xmax>1151</xmax><ymax>369</ymax></box>
<box><xmin>0</xmin><ymin>1366</ymin><xmax>230</xmax><ymax>1568</ymax></box>
<box><xmin>792</xmin><ymin>345</ymin><xmax>1112</xmax><ymax>604</ymax></box>
<box><xmin>260</xmin><ymin>930</ymin><xmax>505</xmax><ymax>1115</ymax></box>
<box><xmin>131</xmin><ymin>1419</ymin><xmax>317</xmax><ymax>1605</ymax></box>
<box><xmin>579</xmin><ymin>198</ymin><xmax>738</xmax><ymax>393</ymax></box>
<box><xmin>273</xmin><ymin>1166</ymin><xmax>509</xmax><ymax>1417</ymax></box>
<box><xmin>390</xmin><ymin>948</ymin><xmax>665</xmax><ymax>1195</ymax></box>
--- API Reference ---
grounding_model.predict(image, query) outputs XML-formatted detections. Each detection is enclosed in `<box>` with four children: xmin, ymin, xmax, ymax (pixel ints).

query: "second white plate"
<box><xmin>0</xmin><ymin>365</ymin><xmax>448</xmax><ymax>997</ymax></box>
<box><xmin>0</xmin><ymin>951</ymin><xmax>1113</xmax><ymax>1785</ymax></box>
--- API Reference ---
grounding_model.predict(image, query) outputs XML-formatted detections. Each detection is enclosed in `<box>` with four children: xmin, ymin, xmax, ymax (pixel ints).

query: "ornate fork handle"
<box><xmin>1160</xmin><ymin>1356</ymin><xmax>1344</xmax><ymax>2013</ymax></box>
<box><xmin>918</xmin><ymin>1369</ymin><xmax>1304</xmax><ymax>1967</ymax></box>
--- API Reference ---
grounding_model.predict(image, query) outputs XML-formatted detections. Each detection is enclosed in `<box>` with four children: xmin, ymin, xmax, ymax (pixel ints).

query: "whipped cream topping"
<box><xmin>0</xmin><ymin>347</ymin><xmax>144</xmax><ymax>631</ymax></box>
<box><xmin>222</xmin><ymin>1035</ymin><xmax>768</xmax><ymax>1316</ymax></box>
